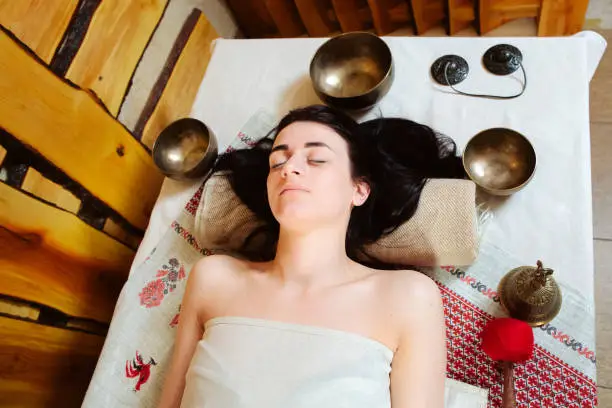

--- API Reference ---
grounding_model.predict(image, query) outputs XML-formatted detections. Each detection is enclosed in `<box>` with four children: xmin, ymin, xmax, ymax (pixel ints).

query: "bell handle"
<box><xmin>535</xmin><ymin>260</ymin><xmax>554</xmax><ymax>275</ymax></box>
<box><xmin>502</xmin><ymin>361</ymin><xmax>516</xmax><ymax>408</ymax></box>
<box><xmin>534</xmin><ymin>260</ymin><xmax>554</xmax><ymax>287</ymax></box>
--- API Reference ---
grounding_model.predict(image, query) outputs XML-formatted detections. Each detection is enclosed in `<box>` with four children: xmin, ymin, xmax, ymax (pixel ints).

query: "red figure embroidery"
<box><xmin>125</xmin><ymin>351</ymin><xmax>157</xmax><ymax>392</ymax></box>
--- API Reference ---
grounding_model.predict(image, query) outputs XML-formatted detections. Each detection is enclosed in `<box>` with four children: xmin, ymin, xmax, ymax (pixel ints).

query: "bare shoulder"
<box><xmin>389</xmin><ymin>269</ymin><xmax>440</xmax><ymax>296</ymax></box>
<box><xmin>190</xmin><ymin>254</ymin><xmax>250</xmax><ymax>283</ymax></box>
<box><xmin>186</xmin><ymin>255</ymin><xmax>250</xmax><ymax>314</ymax></box>
<box><xmin>192</xmin><ymin>253</ymin><xmax>243</xmax><ymax>270</ymax></box>
<box><xmin>379</xmin><ymin>269</ymin><xmax>443</xmax><ymax>316</ymax></box>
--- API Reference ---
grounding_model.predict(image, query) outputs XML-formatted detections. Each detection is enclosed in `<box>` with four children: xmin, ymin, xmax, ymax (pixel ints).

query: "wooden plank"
<box><xmin>141</xmin><ymin>13</ymin><xmax>219</xmax><ymax>149</ymax></box>
<box><xmin>363</xmin><ymin>0</ymin><xmax>412</xmax><ymax>34</ymax></box>
<box><xmin>0</xmin><ymin>144</ymin><xmax>6</xmax><ymax>166</ymax></box>
<box><xmin>424</xmin><ymin>1</ymin><xmax>446</xmax><ymax>23</ymax></box>
<box><xmin>64</xmin><ymin>0</ymin><xmax>168</xmax><ymax>116</ymax></box>
<box><xmin>538</xmin><ymin>0</ymin><xmax>566</xmax><ymax>36</ymax></box>
<box><xmin>0</xmin><ymin>29</ymin><xmax>164</xmax><ymax>230</ymax></box>
<box><xmin>448</xmin><ymin>0</ymin><xmax>475</xmax><ymax>35</ymax></box>
<box><xmin>478</xmin><ymin>0</ymin><xmax>505</xmax><ymax>34</ymax></box>
<box><xmin>490</xmin><ymin>0</ymin><xmax>539</xmax><ymax>13</ymax></box>
<box><xmin>0</xmin><ymin>316</ymin><xmax>104</xmax><ymax>408</ymax></box>
<box><xmin>388</xmin><ymin>0</ymin><xmax>412</xmax><ymax>25</ymax></box>
<box><xmin>499</xmin><ymin>8</ymin><xmax>540</xmax><ymax>20</ymax></box>
<box><xmin>367</xmin><ymin>0</ymin><xmax>394</xmax><ymax>34</ymax></box>
<box><xmin>1</xmin><ymin>127</ymin><xmax>142</xmax><ymax>234</ymax></box>
<box><xmin>295</xmin><ymin>0</ymin><xmax>339</xmax><ymax>37</ymax></box>
<box><xmin>411</xmin><ymin>0</ymin><xmax>446</xmax><ymax>34</ymax></box>
<box><xmin>50</xmin><ymin>0</ymin><xmax>103</xmax><ymax>77</ymax></box>
<box><xmin>565</xmin><ymin>0</ymin><xmax>589</xmax><ymax>34</ymax></box>
<box><xmin>332</xmin><ymin>0</ymin><xmax>369</xmax><ymax>32</ymax></box>
<box><xmin>538</xmin><ymin>0</ymin><xmax>588</xmax><ymax>36</ymax></box>
<box><xmin>0</xmin><ymin>183</ymin><xmax>134</xmax><ymax>323</ymax></box>
<box><xmin>0</xmin><ymin>0</ymin><xmax>78</xmax><ymax>63</ymax></box>
<box><xmin>22</xmin><ymin>168</ymin><xmax>81</xmax><ymax>213</ymax></box>
<box><xmin>226</xmin><ymin>0</ymin><xmax>279</xmax><ymax>38</ymax></box>
<box><xmin>65</xmin><ymin>319</ymin><xmax>108</xmax><ymax>336</ymax></box>
<box><xmin>265</xmin><ymin>0</ymin><xmax>306</xmax><ymax>37</ymax></box>
<box><xmin>0</xmin><ymin>298</ymin><xmax>40</xmax><ymax>321</ymax></box>
<box><xmin>368</xmin><ymin>0</ymin><xmax>412</xmax><ymax>35</ymax></box>
<box><xmin>453</xmin><ymin>4</ymin><xmax>475</xmax><ymax>21</ymax></box>
<box><xmin>480</xmin><ymin>0</ymin><xmax>539</xmax><ymax>35</ymax></box>
<box><xmin>104</xmin><ymin>217</ymin><xmax>142</xmax><ymax>250</ymax></box>
<box><xmin>134</xmin><ymin>9</ymin><xmax>201</xmax><ymax>140</ymax></box>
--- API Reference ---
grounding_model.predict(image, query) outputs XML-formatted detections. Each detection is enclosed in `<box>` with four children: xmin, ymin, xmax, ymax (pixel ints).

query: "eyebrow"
<box><xmin>270</xmin><ymin>142</ymin><xmax>333</xmax><ymax>153</ymax></box>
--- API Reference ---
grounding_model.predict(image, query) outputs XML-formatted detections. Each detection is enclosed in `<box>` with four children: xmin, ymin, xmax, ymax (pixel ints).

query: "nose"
<box><xmin>280</xmin><ymin>156</ymin><xmax>303</xmax><ymax>178</ymax></box>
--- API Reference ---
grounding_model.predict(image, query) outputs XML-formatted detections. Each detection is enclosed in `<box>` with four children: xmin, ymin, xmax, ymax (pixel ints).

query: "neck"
<box><xmin>272</xmin><ymin>224</ymin><xmax>352</xmax><ymax>288</ymax></box>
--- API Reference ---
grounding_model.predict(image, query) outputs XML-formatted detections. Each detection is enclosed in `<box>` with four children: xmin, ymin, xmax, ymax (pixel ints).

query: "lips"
<box><xmin>280</xmin><ymin>186</ymin><xmax>309</xmax><ymax>195</ymax></box>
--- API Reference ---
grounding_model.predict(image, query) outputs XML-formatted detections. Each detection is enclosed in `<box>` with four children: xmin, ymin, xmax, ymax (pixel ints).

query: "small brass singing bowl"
<box><xmin>310</xmin><ymin>32</ymin><xmax>394</xmax><ymax>111</ymax></box>
<box><xmin>152</xmin><ymin>118</ymin><xmax>218</xmax><ymax>180</ymax></box>
<box><xmin>463</xmin><ymin>128</ymin><xmax>536</xmax><ymax>196</ymax></box>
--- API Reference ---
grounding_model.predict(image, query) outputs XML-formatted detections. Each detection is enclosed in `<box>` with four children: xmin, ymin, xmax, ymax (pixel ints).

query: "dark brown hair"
<box><xmin>214</xmin><ymin>105</ymin><xmax>465</xmax><ymax>268</ymax></box>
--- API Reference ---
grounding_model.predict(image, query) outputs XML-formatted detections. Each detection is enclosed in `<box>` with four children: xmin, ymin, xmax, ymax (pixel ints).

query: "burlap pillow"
<box><xmin>195</xmin><ymin>174</ymin><xmax>478</xmax><ymax>266</ymax></box>
<box><xmin>363</xmin><ymin>178</ymin><xmax>479</xmax><ymax>266</ymax></box>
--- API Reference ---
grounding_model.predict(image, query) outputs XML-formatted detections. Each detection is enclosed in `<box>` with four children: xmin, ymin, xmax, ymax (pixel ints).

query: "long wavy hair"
<box><xmin>214</xmin><ymin>105</ymin><xmax>465</xmax><ymax>268</ymax></box>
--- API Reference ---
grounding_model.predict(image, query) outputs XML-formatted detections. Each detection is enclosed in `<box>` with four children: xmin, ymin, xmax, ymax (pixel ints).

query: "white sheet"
<box><xmin>132</xmin><ymin>32</ymin><xmax>606</xmax><ymax>303</ymax></box>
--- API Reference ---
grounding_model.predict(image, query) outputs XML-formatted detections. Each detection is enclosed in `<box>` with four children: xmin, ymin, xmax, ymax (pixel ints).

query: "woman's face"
<box><xmin>267</xmin><ymin>121</ymin><xmax>369</xmax><ymax>232</ymax></box>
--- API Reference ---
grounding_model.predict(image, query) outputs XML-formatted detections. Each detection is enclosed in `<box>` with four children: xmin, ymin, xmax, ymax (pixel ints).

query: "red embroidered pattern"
<box><xmin>440</xmin><ymin>284</ymin><xmax>597</xmax><ymax>407</ymax></box>
<box><xmin>185</xmin><ymin>185</ymin><xmax>204</xmax><ymax>216</ymax></box>
<box><xmin>441</xmin><ymin>265</ymin><xmax>597</xmax><ymax>365</ymax></box>
<box><xmin>184</xmin><ymin>134</ymin><xmax>248</xmax><ymax>216</ymax></box>
<box><xmin>170</xmin><ymin>220</ymin><xmax>213</xmax><ymax>256</ymax></box>
<box><xmin>237</xmin><ymin>131</ymin><xmax>258</xmax><ymax>147</ymax></box>
<box><xmin>125</xmin><ymin>351</ymin><xmax>156</xmax><ymax>391</ymax></box>
<box><xmin>139</xmin><ymin>258</ymin><xmax>186</xmax><ymax>308</ymax></box>
<box><xmin>138</xmin><ymin>279</ymin><xmax>166</xmax><ymax>308</ymax></box>
<box><xmin>170</xmin><ymin>304</ymin><xmax>181</xmax><ymax>328</ymax></box>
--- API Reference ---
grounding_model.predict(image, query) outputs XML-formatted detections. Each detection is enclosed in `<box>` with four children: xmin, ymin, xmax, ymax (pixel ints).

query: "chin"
<box><xmin>275</xmin><ymin>208</ymin><xmax>315</xmax><ymax>228</ymax></box>
<box><xmin>272</xmin><ymin>202</ymin><xmax>318</xmax><ymax>228</ymax></box>
<box><xmin>275</xmin><ymin>208</ymin><xmax>348</xmax><ymax>234</ymax></box>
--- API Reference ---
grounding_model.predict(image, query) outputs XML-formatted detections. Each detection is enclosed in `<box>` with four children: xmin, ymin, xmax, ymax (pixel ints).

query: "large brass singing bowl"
<box><xmin>463</xmin><ymin>128</ymin><xmax>536</xmax><ymax>195</ymax></box>
<box><xmin>153</xmin><ymin>118</ymin><xmax>218</xmax><ymax>180</ymax></box>
<box><xmin>310</xmin><ymin>32</ymin><xmax>393</xmax><ymax>111</ymax></box>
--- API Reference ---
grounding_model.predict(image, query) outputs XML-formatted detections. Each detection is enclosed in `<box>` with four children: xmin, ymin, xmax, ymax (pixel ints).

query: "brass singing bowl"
<box><xmin>463</xmin><ymin>128</ymin><xmax>536</xmax><ymax>196</ymax></box>
<box><xmin>152</xmin><ymin>118</ymin><xmax>218</xmax><ymax>180</ymax></box>
<box><xmin>310</xmin><ymin>32</ymin><xmax>394</xmax><ymax>111</ymax></box>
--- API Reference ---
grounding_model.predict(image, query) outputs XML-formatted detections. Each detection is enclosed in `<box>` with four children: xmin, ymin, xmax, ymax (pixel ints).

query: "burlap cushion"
<box><xmin>195</xmin><ymin>174</ymin><xmax>478</xmax><ymax>266</ymax></box>
<box><xmin>363</xmin><ymin>178</ymin><xmax>479</xmax><ymax>266</ymax></box>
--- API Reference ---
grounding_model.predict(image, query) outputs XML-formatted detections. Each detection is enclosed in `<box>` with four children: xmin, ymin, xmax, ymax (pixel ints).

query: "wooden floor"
<box><xmin>589</xmin><ymin>28</ymin><xmax>612</xmax><ymax>408</ymax></box>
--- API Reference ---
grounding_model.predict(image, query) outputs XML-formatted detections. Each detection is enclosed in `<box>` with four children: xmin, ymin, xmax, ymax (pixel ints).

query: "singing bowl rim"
<box><xmin>462</xmin><ymin>127</ymin><xmax>537</xmax><ymax>195</ymax></box>
<box><xmin>152</xmin><ymin>117</ymin><xmax>218</xmax><ymax>180</ymax></box>
<box><xmin>309</xmin><ymin>31</ymin><xmax>393</xmax><ymax>101</ymax></box>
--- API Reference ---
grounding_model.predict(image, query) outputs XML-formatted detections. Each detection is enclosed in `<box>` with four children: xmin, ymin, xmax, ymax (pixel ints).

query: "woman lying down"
<box><xmin>158</xmin><ymin>105</ymin><xmax>466</xmax><ymax>408</ymax></box>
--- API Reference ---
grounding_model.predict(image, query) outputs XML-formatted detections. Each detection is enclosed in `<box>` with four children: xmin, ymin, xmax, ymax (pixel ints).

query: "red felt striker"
<box><xmin>481</xmin><ymin>318</ymin><xmax>535</xmax><ymax>408</ymax></box>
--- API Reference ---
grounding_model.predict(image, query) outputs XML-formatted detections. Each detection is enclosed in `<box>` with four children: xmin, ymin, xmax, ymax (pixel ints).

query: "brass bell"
<box><xmin>498</xmin><ymin>260</ymin><xmax>562</xmax><ymax>327</ymax></box>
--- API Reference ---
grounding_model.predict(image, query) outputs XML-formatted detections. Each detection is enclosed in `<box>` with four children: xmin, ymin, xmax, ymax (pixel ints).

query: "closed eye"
<box><xmin>271</xmin><ymin>159</ymin><xmax>326</xmax><ymax>169</ymax></box>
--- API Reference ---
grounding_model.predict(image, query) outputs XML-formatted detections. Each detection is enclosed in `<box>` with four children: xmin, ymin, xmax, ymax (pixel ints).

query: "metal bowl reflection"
<box><xmin>152</xmin><ymin>118</ymin><xmax>218</xmax><ymax>180</ymax></box>
<box><xmin>310</xmin><ymin>32</ymin><xmax>393</xmax><ymax>111</ymax></box>
<box><xmin>463</xmin><ymin>128</ymin><xmax>536</xmax><ymax>196</ymax></box>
